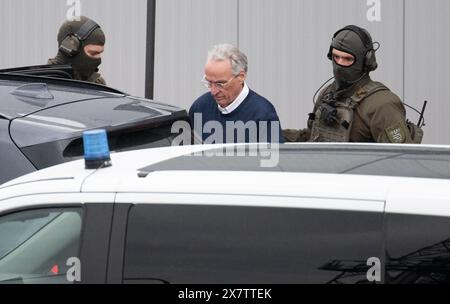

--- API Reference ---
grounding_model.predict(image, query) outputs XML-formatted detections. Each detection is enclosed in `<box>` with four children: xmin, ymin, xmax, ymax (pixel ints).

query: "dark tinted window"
<box><xmin>386</xmin><ymin>213</ymin><xmax>450</xmax><ymax>284</ymax></box>
<box><xmin>124</xmin><ymin>204</ymin><xmax>383</xmax><ymax>283</ymax></box>
<box><xmin>138</xmin><ymin>145</ymin><xmax>450</xmax><ymax>179</ymax></box>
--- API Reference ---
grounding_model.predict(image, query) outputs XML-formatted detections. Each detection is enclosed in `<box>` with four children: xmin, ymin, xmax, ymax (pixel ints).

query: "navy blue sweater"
<box><xmin>189</xmin><ymin>90</ymin><xmax>284</xmax><ymax>143</ymax></box>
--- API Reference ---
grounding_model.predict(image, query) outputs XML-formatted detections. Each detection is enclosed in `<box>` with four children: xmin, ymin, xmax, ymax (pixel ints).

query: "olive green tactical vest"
<box><xmin>310</xmin><ymin>81</ymin><xmax>389</xmax><ymax>142</ymax></box>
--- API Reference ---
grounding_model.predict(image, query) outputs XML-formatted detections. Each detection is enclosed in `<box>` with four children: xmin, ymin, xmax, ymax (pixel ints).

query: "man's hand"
<box><xmin>283</xmin><ymin>128</ymin><xmax>311</xmax><ymax>142</ymax></box>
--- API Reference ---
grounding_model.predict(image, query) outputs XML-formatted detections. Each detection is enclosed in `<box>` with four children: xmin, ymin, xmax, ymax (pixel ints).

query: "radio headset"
<box><xmin>59</xmin><ymin>19</ymin><xmax>100</xmax><ymax>57</ymax></box>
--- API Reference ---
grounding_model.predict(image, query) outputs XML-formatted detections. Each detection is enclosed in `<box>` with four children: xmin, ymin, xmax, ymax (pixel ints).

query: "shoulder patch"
<box><xmin>385</xmin><ymin>123</ymin><xmax>407</xmax><ymax>143</ymax></box>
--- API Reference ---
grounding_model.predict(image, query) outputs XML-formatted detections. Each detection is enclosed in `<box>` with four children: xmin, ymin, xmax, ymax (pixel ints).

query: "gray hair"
<box><xmin>207</xmin><ymin>44</ymin><xmax>248</xmax><ymax>75</ymax></box>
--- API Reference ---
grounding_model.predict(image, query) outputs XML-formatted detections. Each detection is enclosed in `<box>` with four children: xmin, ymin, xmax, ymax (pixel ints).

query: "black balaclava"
<box><xmin>53</xmin><ymin>16</ymin><xmax>105</xmax><ymax>80</ymax></box>
<box><xmin>330</xmin><ymin>27</ymin><xmax>369</xmax><ymax>90</ymax></box>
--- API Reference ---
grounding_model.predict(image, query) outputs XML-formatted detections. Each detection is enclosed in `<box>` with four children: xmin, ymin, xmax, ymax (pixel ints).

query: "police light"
<box><xmin>83</xmin><ymin>129</ymin><xmax>112</xmax><ymax>169</ymax></box>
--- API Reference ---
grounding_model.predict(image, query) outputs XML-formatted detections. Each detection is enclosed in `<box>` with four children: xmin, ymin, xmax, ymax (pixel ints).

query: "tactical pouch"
<box><xmin>310</xmin><ymin>99</ymin><xmax>355</xmax><ymax>142</ymax></box>
<box><xmin>406</xmin><ymin>121</ymin><xmax>424</xmax><ymax>144</ymax></box>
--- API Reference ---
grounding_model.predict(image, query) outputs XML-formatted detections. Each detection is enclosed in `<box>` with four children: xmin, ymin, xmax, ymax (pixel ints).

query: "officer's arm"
<box><xmin>367</xmin><ymin>94</ymin><xmax>413</xmax><ymax>143</ymax></box>
<box><xmin>283</xmin><ymin>128</ymin><xmax>310</xmax><ymax>142</ymax></box>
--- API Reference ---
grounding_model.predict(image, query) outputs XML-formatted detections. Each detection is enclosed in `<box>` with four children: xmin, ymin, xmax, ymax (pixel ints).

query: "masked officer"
<box><xmin>284</xmin><ymin>25</ymin><xmax>422</xmax><ymax>143</ymax></box>
<box><xmin>48</xmin><ymin>16</ymin><xmax>106</xmax><ymax>85</ymax></box>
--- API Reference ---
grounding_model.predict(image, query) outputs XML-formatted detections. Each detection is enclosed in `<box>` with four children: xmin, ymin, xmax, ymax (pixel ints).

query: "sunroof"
<box><xmin>137</xmin><ymin>145</ymin><xmax>450</xmax><ymax>180</ymax></box>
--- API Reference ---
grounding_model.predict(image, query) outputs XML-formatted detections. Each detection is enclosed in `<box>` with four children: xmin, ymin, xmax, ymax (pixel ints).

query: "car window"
<box><xmin>0</xmin><ymin>208</ymin><xmax>83</xmax><ymax>284</ymax></box>
<box><xmin>385</xmin><ymin>213</ymin><xmax>450</xmax><ymax>284</ymax></box>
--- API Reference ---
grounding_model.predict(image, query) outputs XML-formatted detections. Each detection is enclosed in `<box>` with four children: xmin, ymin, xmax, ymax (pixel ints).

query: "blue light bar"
<box><xmin>83</xmin><ymin>129</ymin><xmax>112</xmax><ymax>169</ymax></box>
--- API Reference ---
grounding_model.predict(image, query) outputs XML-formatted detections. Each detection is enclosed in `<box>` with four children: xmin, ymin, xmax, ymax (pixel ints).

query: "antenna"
<box><xmin>418</xmin><ymin>100</ymin><xmax>428</xmax><ymax>128</ymax></box>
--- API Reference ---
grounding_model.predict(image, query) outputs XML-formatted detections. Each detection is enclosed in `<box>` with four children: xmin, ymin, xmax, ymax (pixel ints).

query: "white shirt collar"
<box><xmin>217</xmin><ymin>83</ymin><xmax>249</xmax><ymax>114</ymax></box>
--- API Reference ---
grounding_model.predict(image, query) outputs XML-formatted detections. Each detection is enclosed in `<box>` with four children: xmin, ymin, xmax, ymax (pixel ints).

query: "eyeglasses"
<box><xmin>201</xmin><ymin>75</ymin><xmax>237</xmax><ymax>90</ymax></box>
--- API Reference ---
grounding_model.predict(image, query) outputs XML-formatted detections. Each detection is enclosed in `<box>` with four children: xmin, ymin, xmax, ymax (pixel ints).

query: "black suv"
<box><xmin>0</xmin><ymin>65</ymin><xmax>188</xmax><ymax>184</ymax></box>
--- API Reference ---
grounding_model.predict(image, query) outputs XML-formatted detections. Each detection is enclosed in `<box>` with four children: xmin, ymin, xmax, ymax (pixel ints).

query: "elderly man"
<box><xmin>189</xmin><ymin>44</ymin><xmax>284</xmax><ymax>144</ymax></box>
<box><xmin>48</xmin><ymin>16</ymin><xmax>106</xmax><ymax>85</ymax></box>
<box><xmin>284</xmin><ymin>25</ymin><xmax>422</xmax><ymax>143</ymax></box>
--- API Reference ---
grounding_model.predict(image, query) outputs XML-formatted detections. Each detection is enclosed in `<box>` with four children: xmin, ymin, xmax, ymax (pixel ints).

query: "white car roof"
<box><xmin>100</xmin><ymin>141</ymin><xmax>450</xmax><ymax>191</ymax></box>
<box><xmin>0</xmin><ymin>143</ymin><xmax>449</xmax><ymax>218</ymax></box>
<box><xmin>1</xmin><ymin>143</ymin><xmax>450</xmax><ymax>203</ymax></box>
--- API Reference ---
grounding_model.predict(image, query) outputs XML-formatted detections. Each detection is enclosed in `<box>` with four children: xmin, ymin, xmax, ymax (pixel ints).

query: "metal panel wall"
<box><xmin>2</xmin><ymin>1</ymin><xmax>448</xmax><ymax>144</ymax></box>
<box><xmin>239</xmin><ymin>0</ymin><xmax>404</xmax><ymax>131</ymax></box>
<box><xmin>153</xmin><ymin>0</ymin><xmax>238</xmax><ymax>110</ymax></box>
<box><xmin>154</xmin><ymin>0</ymin><xmax>449</xmax><ymax>144</ymax></box>
<box><xmin>404</xmin><ymin>0</ymin><xmax>450</xmax><ymax>144</ymax></box>
<box><xmin>0</xmin><ymin>0</ymin><xmax>147</xmax><ymax>97</ymax></box>
<box><xmin>0</xmin><ymin>0</ymin><xmax>66</xmax><ymax>69</ymax></box>
<box><xmin>154</xmin><ymin>0</ymin><xmax>422</xmax><ymax>139</ymax></box>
